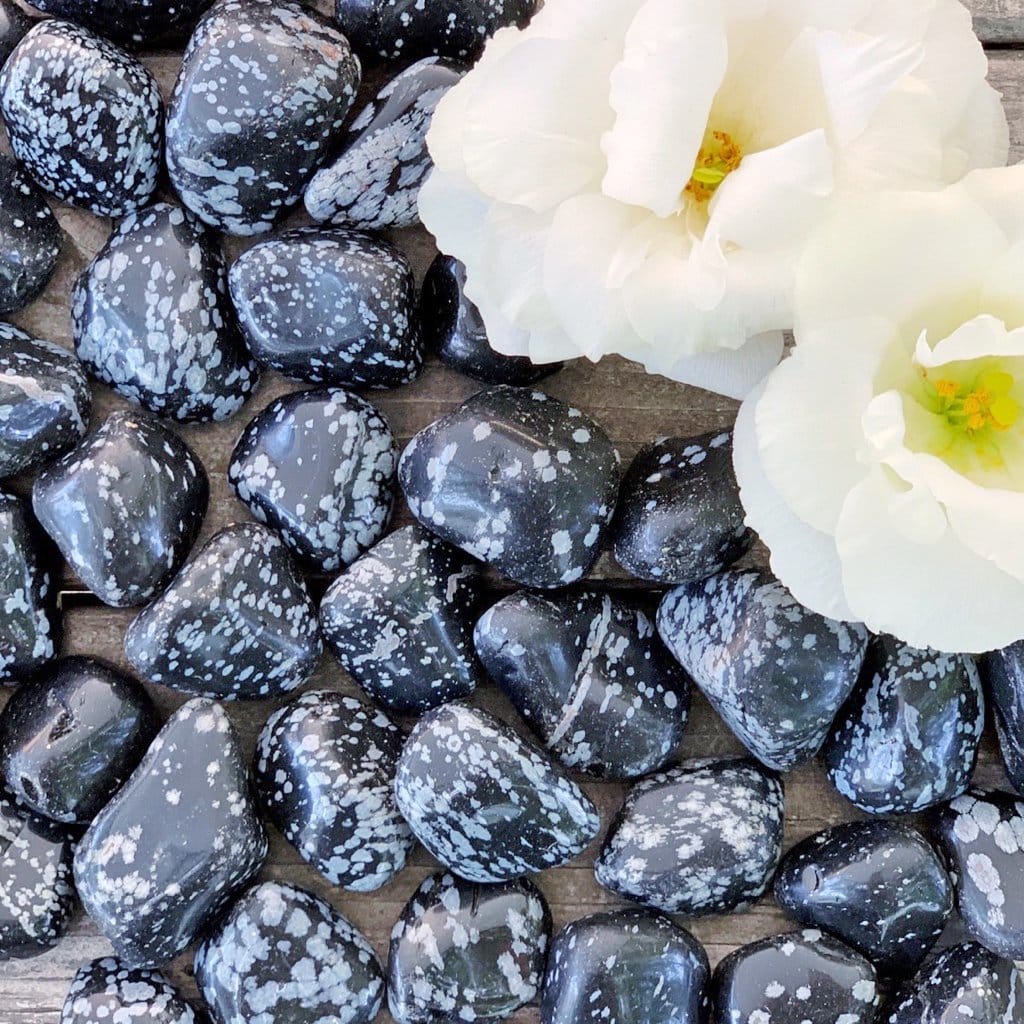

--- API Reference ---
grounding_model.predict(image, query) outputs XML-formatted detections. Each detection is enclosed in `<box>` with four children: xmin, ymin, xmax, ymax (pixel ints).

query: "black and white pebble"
<box><xmin>27</xmin><ymin>0</ymin><xmax>213</xmax><ymax>47</ymax></box>
<box><xmin>32</xmin><ymin>411</ymin><xmax>208</xmax><ymax>608</ymax></box>
<box><xmin>319</xmin><ymin>525</ymin><xmax>484</xmax><ymax>715</ymax></box>
<box><xmin>0</xmin><ymin>325</ymin><xmax>90</xmax><ymax>479</ymax></box>
<box><xmin>254</xmin><ymin>690</ymin><xmax>414</xmax><ymax>892</ymax></box>
<box><xmin>0</xmin><ymin>795</ymin><xmax>75</xmax><ymax>960</ymax></box>
<box><xmin>712</xmin><ymin>930</ymin><xmax>880</xmax><ymax>1024</ymax></box>
<box><xmin>595</xmin><ymin>757</ymin><xmax>784</xmax><ymax>915</ymax></box>
<box><xmin>0</xmin><ymin>156</ymin><xmax>61</xmax><ymax>315</ymax></box>
<box><xmin>474</xmin><ymin>590</ymin><xmax>690</xmax><ymax>779</ymax></box>
<box><xmin>394</xmin><ymin>701</ymin><xmax>599</xmax><ymax>882</ymax></box>
<box><xmin>230</xmin><ymin>388</ymin><xmax>397</xmax><ymax>573</ymax></box>
<box><xmin>0</xmin><ymin>1</ymin><xmax>32</xmax><ymax>65</ymax></box>
<box><xmin>0</xmin><ymin>656</ymin><xmax>159</xmax><ymax>824</ymax></box>
<box><xmin>0</xmin><ymin>492</ymin><xmax>58</xmax><ymax>684</ymax></box>
<box><xmin>980</xmin><ymin>642</ymin><xmax>1024</xmax><ymax>794</ymax></box>
<box><xmin>195</xmin><ymin>880</ymin><xmax>383</xmax><ymax>1024</ymax></box>
<box><xmin>228</xmin><ymin>228</ymin><xmax>422</xmax><ymax>390</ymax></box>
<box><xmin>73</xmin><ymin>699</ymin><xmax>267</xmax><ymax>968</ymax></box>
<box><xmin>388</xmin><ymin>871</ymin><xmax>550</xmax><ymax>1024</ymax></box>
<box><xmin>335</xmin><ymin>0</ymin><xmax>538</xmax><ymax>65</ymax></box>
<box><xmin>932</xmin><ymin>789</ymin><xmax>1024</xmax><ymax>960</ymax></box>
<box><xmin>885</xmin><ymin>941</ymin><xmax>1023</xmax><ymax>1024</ymax></box>
<box><xmin>305</xmin><ymin>58</ymin><xmax>464</xmax><ymax>230</ymax></box>
<box><xmin>400</xmin><ymin>386</ymin><xmax>620</xmax><ymax>589</ymax></box>
<box><xmin>167</xmin><ymin>0</ymin><xmax>361</xmax><ymax>235</ymax></box>
<box><xmin>420</xmin><ymin>255</ymin><xmax>560</xmax><ymax>387</ymax></box>
<box><xmin>774</xmin><ymin>820</ymin><xmax>953</xmax><ymax>977</ymax></box>
<box><xmin>61</xmin><ymin>957</ymin><xmax>200</xmax><ymax>1024</ymax></box>
<box><xmin>824</xmin><ymin>637</ymin><xmax>984</xmax><ymax>815</ymax></box>
<box><xmin>541</xmin><ymin>910</ymin><xmax>709</xmax><ymax>1024</ymax></box>
<box><xmin>73</xmin><ymin>203</ymin><xmax>259</xmax><ymax>423</ymax></box>
<box><xmin>124</xmin><ymin>523</ymin><xmax>322</xmax><ymax>701</ymax></box>
<box><xmin>0</xmin><ymin>20</ymin><xmax>162</xmax><ymax>217</ymax></box>
<box><xmin>657</xmin><ymin>570</ymin><xmax>868</xmax><ymax>772</ymax></box>
<box><xmin>614</xmin><ymin>432</ymin><xmax>753</xmax><ymax>583</ymax></box>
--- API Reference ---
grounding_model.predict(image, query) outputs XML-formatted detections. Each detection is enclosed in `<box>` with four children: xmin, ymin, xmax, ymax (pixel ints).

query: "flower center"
<box><xmin>924</xmin><ymin>369</ymin><xmax>1020</xmax><ymax>436</ymax></box>
<box><xmin>685</xmin><ymin>130</ymin><xmax>743</xmax><ymax>204</ymax></box>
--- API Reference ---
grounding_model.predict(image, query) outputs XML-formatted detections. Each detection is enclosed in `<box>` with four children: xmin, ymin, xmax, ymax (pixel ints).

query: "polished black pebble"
<box><xmin>394</xmin><ymin>701</ymin><xmax>599</xmax><ymax>881</ymax></box>
<box><xmin>475</xmin><ymin>590</ymin><xmax>690</xmax><ymax>779</ymax></box>
<box><xmin>230</xmin><ymin>389</ymin><xmax>397</xmax><ymax>573</ymax></box>
<box><xmin>400</xmin><ymin>386</ymin><xmax>620</xmax><ymax>589</ymax></box>
<box><xmin>0</xmin><ymin>656</ymin><xmax>159</xmax><ymax>824</ymax></box>
<box><xmin>388</xmin><ymin>871</ymin><xmax>550</xmax><ymax>1024</ymax></box>
<box><xmin>0</xmin><ymin>157</ymin><xmax>61</xmax><ymax>315</ymax></box>
<box><xmin>167</xmin><ymin>0</ymin><xmax>361</xmax><ymax>235</ymax></box>
<box><xmin>0</xmin><ymin>20</ymin><xmax>162</xmax><ymax>217</ymax></box>
<box><xmin>228</xmin><ymin>227</ymin><xmax>422</xmax><ymax>389</ymax></box>
<box><xmin>980</xmin><ymin>642</ymin><xmax>1024</xmax><ymax>794</ymax></box>
<box><xmin>0</xmin><ymin>492</ymin><xmax>58</xmax><ymax>683</ymax></box>
<box><xmin>74</xmin><ymin>698</ymin><xmax>267</xmax><ymax>968</ymax></box>
<box><xmin>932</xmin><ymin>789</ymin><xmax>1024</xmax><ymax>959</ymax></box>
<box><xmin>196</xmin><ymin>880</ymin><xmax>383</xmax><ymax>1024</ymax></box>
<box><xmin>73</xmin><ymin>203</ymin><xmax>259</xmax><ymax>423</ymax></box>
<box><xmin>420</xmin><ymin>255</ymin><xmax>560</xmax><ymax>387</ymax></box>
<box><xmin>614</xmin><ymin>432</ymin><xmax>753</xmax><ymax>583</ymax></box>
<box><xmin>0</xmin><ymin>795</ymin><xmax>75</xmax><ymax>960</ymax></box>
<box><xmin>306</xmin><ymin>58</ymin><xmax>464</xmax><ymax>230</ymax></box>
<box><xmin>541</xmin><ymin>909</ymin><xmax>709</xmax><ymax>1024</ymax></box>
<box><xmin>26</xmin><ymin>0</ymin><xmax>213</xmax><ymax>46</ymax></box>
<box><xmin>124</xmin><ymin>523</ymin><xmax>322</xmax><ymax>701</ymax></box>
<box><xmin>595</xmin><ymin>757</ymin><xmax>784</xmax><ymax>915</ymax></box>
<box><xmin>320</xmin><ymin>525</ymin><xmax>484</xmax><ymax>715</ymax></box>
<box><xmin>885</xmin><ymin>942</ymin><xmax>1023</xmax><ymax>1024</ymax></box>
<box><xmin>0</xmin><ymin>1</ymin><xmax>32</xmax><ymax>64</ymax></box>
<box><xmin>774</xmin><ymin>820</ymin><xmax>953</xmax><ymax>977</ymax></box>
<box><xmin>0</xmin><ymin>325</ymin><xmax>90</xmax><ymax>479</ymax></box>
<box><xmin>713</xmin><ymin>930</ymin><xmax>880</xmax><ymax>1024</ymax></box>
<box><xmin>824</xmin><ymin>637</ymin><xmax>983</xmax><ymax>815</ymax></box>
<box><xmin>32</xmin><ymin>411</ymin><xmax>208</xmax><ymax>608</ymax></box>
<box><xmin>61</xmin><ymin>957</ymin><xmax>200</xmax><ymax>1024</ymax></box>
<box><xmin>254</xmin><ymin>690</ymin><xmax>414</xmax><ymax>891</ymax></box>
<box><xmin>657</xmin><ymin>570</ymin><xmax>868</xmax><ymax>772</ymax></box>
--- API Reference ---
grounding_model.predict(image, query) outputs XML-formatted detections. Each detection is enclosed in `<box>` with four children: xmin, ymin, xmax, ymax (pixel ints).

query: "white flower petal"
<box><xmin>644</xmin><ymin>332</ymin><xmax>786</xmax><ymax>400</ymax></box>
<box><xmin>418</xmin><ymin>167</ymin><xmax>488</xmax><ymax>269</ymax></box>
<box><xmin>915</xmin><ymin>314</ymin><xmax>1024</xmax><ymax>366</ymax></box>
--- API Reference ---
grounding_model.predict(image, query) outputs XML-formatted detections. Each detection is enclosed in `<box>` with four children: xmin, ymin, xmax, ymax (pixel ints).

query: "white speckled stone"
<box><xmin>61</xmin><ymin>957</ymin><xmax>199</xmax><ymax>1024</ymax></box>
<box><xmin>27</xmin><ymin>0</ymin><xmax>213</xmax><ymax>47</ymax></box>
<box><xmin>980</xmin><ymin>643</ymin><xmax>1024</xmax><ymax>795</ymax></box>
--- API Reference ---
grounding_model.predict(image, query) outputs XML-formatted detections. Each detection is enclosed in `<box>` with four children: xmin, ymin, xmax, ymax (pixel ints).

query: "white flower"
<box><xmin>734</xmin><ymin>165</ymin><xmax>1024</xmax><ymax>654</ymax></box>
<box><xmin>419</xmin><ymin>0</ymin><xmax>1007</xmax><ymax>399</ymax></box>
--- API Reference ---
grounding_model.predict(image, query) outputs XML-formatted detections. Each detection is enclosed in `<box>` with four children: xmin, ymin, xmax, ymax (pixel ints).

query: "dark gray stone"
<box><xmin>60</xmin><ymin>957</ymin><xmax>200</xmax><ymax>1024</ymax></box>
<box><xmin>980</xmin><ymin>642</ymin><xmax>1024</xmax><ymax>794</ymax></box>
<box><xmin>0</xmin><ymin>157</ymin><xmax>61</xmax><ymax>315</ymax></box>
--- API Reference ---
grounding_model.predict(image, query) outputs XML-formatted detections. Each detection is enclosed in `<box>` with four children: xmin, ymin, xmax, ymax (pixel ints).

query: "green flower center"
<box><xmin>685</xmin><ymin>130</ymin><xmax>743</xmax><ymax>204</ymax></box>
<box><xmin>925</xmin><ymin>369</ymin><xmax>1020</xmax><ymax>435</ymax></box>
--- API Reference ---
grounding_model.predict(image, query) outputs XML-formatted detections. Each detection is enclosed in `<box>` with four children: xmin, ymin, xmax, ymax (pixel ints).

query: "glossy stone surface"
<box><xmin>774</xmin><ymin>821</ymin><xmax>953</xmax><ymax>976</ymax></box>
<box><xmin>320</xmin><ymin>525</ymin><xmax>483</xmax><ymax>715</ymax></box>
<box><xmin>26</xmin><ymin>0</ymin><xmax>213</xmax><ymax>46</ymax></box>
<box><xmin>73</xmin><ymin>699</ymin><xmax>268</xmax><ymax>969</ymax></box>
<box><xmin>229</xmin><ymin>227</ymin><xmax>422</xmax><ymax>389</ymax></box>
<box><xmin>657</xmin><ymin>570</ymin><xmax>868</xmax><ymax>772</ymax></box>
<box><xmin>196</xmin><ymin>880</ymin><xmax>383</xmax><ymax>1024</ymax></box>
<box><xmin>980</xmin><ymin>642</ymin><xmax>1024</xmax><ymax>794</ymax></box>
<box><xmin>0</xmin><ymin>156</ymin><xmax>61</xmax><ymax>314</ymax></box>
<box><xmin>124</xmin><ymin>523</ymin><xmax>321</xmax><ymax>701</ymax></box>
<box><xmin>336</xmin><ymin>0</ymin><xmax>538</xmax><ymax>65</ymax></box>
<box><xmin>394</xmin><ymin>702</ymin><xmax>599</xmax><ymax>882</ymax></box>
<box><xmin>254</xmin><ymin>690</ymin><xmax>414</xmax><ymax>892</ymax></box>
<box><xmin>713</xmin><ymin>931</ymin><xmax>879</xmax><ymax>1024</ymax></box>
<box><xmin>61</xmin><ymin>957</ymin><xmax>200</xmax><ymax>1024</ymax></box>
<box><xmin>0</xmin><ymin>656</ymin><xmax>159</xmax><ymax>824</ymax></box>
<box><xmin>167</xmin><ymin>0</ymin><xmax>360</xmax><ymax>235</ymax></box>
<box><xmin>0</xmin><ymin>20</ymin><xmax>162</xmax><ymax>217</ymax></box>
<box><xmin>0</xmin><ymin>325</ymin><xmax>90</xmax><ymax>479</ymax></box>
<box><xmin>885</xmin><ymin>942</ymin><xmax>1023</xmax><ymax>1024</ymax></box>
<box><xmin>614</xmin><ymin>432</ymin><xmax>752</xmax><ymax>584</ymax></box>
<box><xmin>824</xmin><ymin>637</ymin><xmax>984</xmax><ymax>815</ymax></box>
<box><xmin>0</xmin><ymin>796</ymin><xmax>75</xmax><ymax>960</ymax></box>
<box><xmin>400</xmin><ymin>386</ymin><xmax>620</xmax><ymax>589</ymax></box>
<box><xmin>230</xmin><ymin>389</ymin><xmax>397</xmax><ymax>573</ymax></box>
<box><xmin>306</xmin><ymin>58</ymin><xmax>464</xmax><ymax>230</ymax></box>
<box><xmin>32</xmin><ymin>411</ymin><xmax>208</xmax><ymax>608</ymax></box>
<box><xmin>541</xmin><ymin>910</ymin><xmax>709</xmax><ymax>1024</ymax></box>
<box><xmin>388</xmin><ymin>872</ymin><xmax>550</xmax><ymax>1024</ymax></box>
<box><xmin>0</xmin><ymin>0</ymin><xmax>32</xmax><ymax>65</ymax></box>
<box><xmin>595</xmin><ymin>757</ymin><xmax>784</xmax><ymax>915</ymax></box>
<box><xmin>475</xmin><ymin>590</ymin><xmax>690</xmax><ymax>779</ymax></box>
<box><xmin>932</xmin><ymin>789</ymin><xmax>1024</xmax><ymax>959</ymax></box>
<box><xmin>420</xmin><ymin>255</ymin><xmax>560</xmax><ymax>387</ymax></box>
<box><xmin>73</xmin><ymin>203</ymin><xmax>259</xmax><ymax>423</ymax></box>
<box><xmin>0</xmin><ymin>492</ymin><xmax>58</xmax><ymax>683</ymax></box>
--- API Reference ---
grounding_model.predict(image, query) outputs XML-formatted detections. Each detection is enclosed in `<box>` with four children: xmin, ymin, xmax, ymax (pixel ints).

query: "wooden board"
<box><xmin>3</xmin><ymin>4</ymin><xmax>1024</xmax><ymax>1021</ymax></box>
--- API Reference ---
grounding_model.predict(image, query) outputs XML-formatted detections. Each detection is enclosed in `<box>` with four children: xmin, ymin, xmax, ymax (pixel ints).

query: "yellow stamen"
<box><xmin>927</xmin><ymin>374</ymin><xmax>1020</xmax><ymax>434</ymax></box>
<box><xmin>685</xmin><ymin>130</ymin><xmax>743</xmax><ymax>204</ymax></box>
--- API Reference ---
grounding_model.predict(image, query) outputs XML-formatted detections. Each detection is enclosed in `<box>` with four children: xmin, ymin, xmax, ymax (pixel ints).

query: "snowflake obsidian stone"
<box><xmin>980</xmin><ymin>641</ymin><xmax>1024</xmax><ymax>794</ymax></box>
<box><xmin>26</xmin><ymin>0</ymin><xmax>214</xmax><ymax>47</ymax></box>
<box><xmin>60</xmin><ymin>958</ymin><xmax>200</xmax><ymax>1024</ymax></box>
